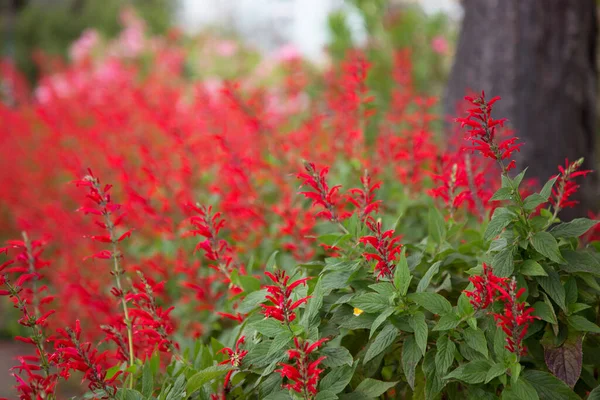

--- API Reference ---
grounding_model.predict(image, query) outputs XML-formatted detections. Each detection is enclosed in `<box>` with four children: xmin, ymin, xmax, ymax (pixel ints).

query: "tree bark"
<box><xmin>445</xmin><ymin>0</ymin><xmax>598</xmax><ymax>218</ymax></box>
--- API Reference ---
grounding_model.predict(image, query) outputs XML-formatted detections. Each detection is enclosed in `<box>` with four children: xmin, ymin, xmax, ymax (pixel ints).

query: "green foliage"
<box><xmin>10</xmin><ymin>0</ymin><xmax>173</xmax><ymax>81</ymax></box>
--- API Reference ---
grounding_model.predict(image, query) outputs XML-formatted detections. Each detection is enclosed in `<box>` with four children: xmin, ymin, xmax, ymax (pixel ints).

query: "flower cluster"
<box><xmin>53</xmin><ymin>321</ymin><xmax>120</xmax><ymax>397</ymax></box>
<box><xmin>217</xmin><ymin>335</ymin><xmax>248</xmax><ymax>395</ymax></box>
<box><xmin>276</xmin><ymin>337</ymin><xmax>329</xmax><ymax>397</ymax></box>
<box><xmin>347</xmin><ymin>171</ymin><xmax>382</xmax><ymax>221</ymax></box>
<box><xmin>261</xmin><ymin>270</ymin><xmax>310</xmax><ymax>324</ymax></box>
<box><xmin>0</xmin><ymin>236</ymin><xmax>59</xmax><ymax>400</ymax></box>
<box><xmin>494</xmin><ymin>278</ymin><xmax>539</xmax><ymax>356</ymax></box>
<box><xmin>464</xmin><ymin>265</ymin><xmax>538</xmax><ymax>356</ymax></box>
<box><xmin>455</xmin><ymin>92</ymin><xmax>522</xmax><ymax>172</ymax></box>
<box><xmin>550</xmin><ymin>158</ymin><xmax>592</xmax><ymax>211</ymax></box>
<box><xmin>297</xmin><ymin>162</ymin><xmax>342</xmax><ymax>222</ymax></box>
<box><xmin>360</xmin><ymin>218</ymin><xmax>403</xmax><ymax>280</ymax></box>
<box><xmin>126</xmin><ymin>272</ymin><xmax>178</xmax><ymax>357</ymax></box>
<box><xmin>464</xmin><ymin>263</ymin><xmax>507</xmax><ymax>310</ymax></box>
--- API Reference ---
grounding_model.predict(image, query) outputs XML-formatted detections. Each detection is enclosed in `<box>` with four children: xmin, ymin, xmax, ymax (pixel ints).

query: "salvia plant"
<box><xmin>1</xmin><ymin>18</ymin><xmax>600</xmax><ymax>400</ymax></box>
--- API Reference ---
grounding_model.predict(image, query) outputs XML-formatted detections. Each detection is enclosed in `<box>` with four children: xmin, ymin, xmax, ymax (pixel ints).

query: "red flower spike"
<box><xmin>492</xmin><ymin>277</ymin><xmax>539</xmax><ymax>356</ymax></box>
<box><xmin>455</xmin><ymin>92</ymin><xmax>522</xmax><ymax>172</ymax></box>
<box><xmin>260</xmin><ymin>270</ymin><xmax>310</xmax><ymax>325</ymax></box>
<box><xmin>550</xmin><ymin>158</ymin><xmax>592</xmax><ymax>211</ymax></box>
<box><xmin>276</xmin><ymin>337</ymin><xmax>328</xmax><ymax>396</ymax></box>
<box><xmin>359</xmin><ymin>218</ymin><xmax>403</xmax><ymax>280</ymax></box>
<box><xmin>298</xmin><ymin>161</ymin><xmax>342</xmax><ymax>222</ymax></box>
<box><xmin>347</xmin><ymin>170</ymin><xmax>382</xmax><ymax>220</ymax></box>
<box><xmin>463</xmin><ymin>263</ymin><xmax>508</xmax><ymax>310</ymax></box>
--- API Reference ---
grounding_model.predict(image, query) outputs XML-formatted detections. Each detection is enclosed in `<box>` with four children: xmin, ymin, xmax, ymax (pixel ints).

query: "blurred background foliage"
<box><xmin>5</xmin><ymin>0</ymin><xmax>174</xmax><ymax>82</ymax></box>
<box><xmin>3</xmin><ymin>0</ymin><xmax>455</xmax><ymax>91</ymax></box>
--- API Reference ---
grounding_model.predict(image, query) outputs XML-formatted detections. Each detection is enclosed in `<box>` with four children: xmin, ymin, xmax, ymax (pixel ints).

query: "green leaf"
<box><xmin>315</xmin><ymin>391</ymin><xmax>338</xmax><ymax>400</ymax></box>
<box><xmin>238</xmin><ymin>289</ymin><xmax>268</xmax><ymax>314</ymax></box>
<box><xmin>266</xmin><ymin>250</ymin><xmax>279</xmax><ymax>271</ymax></box>
<box><xmin>531</xmin><ymin>232</ymin><xmax>564</xmax><ymax>264</ymax></box>
<box><xmin>567</xmin><ymin>303</ymin><xmax>590</xmax><ymax>315</ymax></box>
<box><xmin>416</xmin><ymin>261</ymin><xmax>441</xmax><ymax>292</ymax></box>
<box><xmin>532</xmin><ymin>302</ymin><xmax>558</xmax><ymax>324</ymax></box>
<box><xmin>491</xmin><ymin>187</ymin><xmax>513</xmax><ymax>201</ymax></box>
<box><xmin>239</xmin><ymin>275</ymin><xmax>261</xmax><ymax>293</ymax></box>
<box><xmin>186</xmin><ymin>365</ymin><xmax>234</xmax><ymax>395</ymax></box>
<box><xmin>364</xmin><ymin>324</ymin><xmax>399</xmax><ymax>364</ymax></box>
<box><xmin>355</xmin><ymin>378</ymin><xmax>398</xmax><ymax>398</ymax></box>
<box><xmin>368</xmin><ymin>282</ymin><xmax>395</xmax><ymax>297</ymax></box>
<box><xmin>457</xmin><ymin>293</ymin><xmax>474</xmax><ymax>317</ymax></box>
<box><xmin>444</xmin><ymin>360</ymin><xmax>491</xmax><ymax>384</ymax></box>
<box><xmin>319</xmin><ymin>364</ymin><xmax>354</xmax><ymax>394</ymax></box>
<box><xmin>321</xmin><ymin>347</ymin><xmax>353</xmax><ymax>369</ymax></box>
<box><xmin>564</xmin><ymin>277</ymin><xmax>577</xmax><ymax>306</ymax></box>
<box><xmin>540</xmin><ymin>177</ymin><xmax>558</xmax><ymax>200</ymax></box>
<box><xmin>560</xmin><ymin>250</ymin><xmax>600</xmax><ymax>276</ymax></box>
<box><xmin>302</xmin><ymin>278</ymin><xmax>323</xmax><ymax>329</ymax></box>
<box><xmin>502</xmin><ymin>378</ymin><xmax>540</xmax><ymax>400</ymax></box>
<box><xmin>589</xmin><ymin>386</ymin><xmax>600</xmax><ymax>400</ymax></box>
<box><xmin>543</xmin><ymin>332</ymin><xmax>583</xmax><ymax>388</ymax></box>
<box><xmin>433</xmin><ymin>313</ymin><xmax>461</xmax><ymax>331</ymax></box>
<box><xmin>549</xmin><ymin>218</ymin><xmax>599</xmax><ymax>239</ymax></box>
<box><xmin>485</xmin><ymin>208</ymin><xmax>514</xmax><ymax>241</ymax></box>
<box><xmin>409</xmin><ymin>292</ymin><xmax>452</xmax><ymax>315</ymax></box>
<box><xmin>141</xmin><ymin>363</ymin><xmax>153</xmax><ymax>398</ymax></box>
<box><xmin>116</xmin><ymin>389</ymin><xmax>144</xmax><ymax>400</ymax></box>
<box><xmin>485</xmin><ymin>363</ymin><xmax>507</xmax><ymax>383</ymax></box>
<box><xmin>492</xmin><ymin>247</ymin><xmax>514</xmax><ymax>277</ymax></box>
<box><xmin>537</xmin><ymin>271</ymin><xmax>567</xmax><ymax>312</ymax></box>
<box><xmin>520</xmin><ymin>260</ymin><xmax>547</xmax><ymax>276</ymax></box>
<box><xmin>370</xmin><ymin>308</ymin><xmax>395</xmax><ymax>339</ymax></box>
<box><xmin>394</xmin><ymin>248</ymin><xmax>411</xmax><ymax>296</ymax></box>
<box><xmin>251</xmin><ymin>318</ymin><xmax>287</xmax><ymax>337</ymax></box>
<box><xmin>567</xmin><ymin>315</ymin><xmax>600</xmax><ymax>333</ymax></box>
<box><xmin>523</xmin><ymin>193</ymin><xmax>548</xmax><ymax>211</ymax></box>
<box><xmin>428</xmin><ymin>207</ymin><xmax>446</xmax><ymax>244</ymax></box>
<box><xmin>435</xmin><ymin>335</ymin><xmax>456</xmax><ymax>376</ymax></box>
<box><xmin>402</xmin><ymin>335</ymin><xmax>422</xmax><ymax>390</ymax></box>
<box><xmin>512</xmin><ymin>168</ymin><xmax>528</xmax><ymax>188</ymax></box>
<box><xmin>350</xmin><ymin>293</ymin><xmax>390</xmax><ymax>313</ymax></box>
<box><xmin>463</xmin><ymin>327</ymin><xmax>489</xmax><ymax>358</ymax></box>
<box><xmin>165</xmin><ymin>374</ymin><xmax>186</xmax><ymax>400</ymax></box>
<box><xmin>523</xmin><ymin>370</ymin><xmax>580</xmax><ymax>400</ymax></box>
<box><xmin>409</xmin><ymin>312</ymin><xmax>428</xmax><ymax>356</ymax></box>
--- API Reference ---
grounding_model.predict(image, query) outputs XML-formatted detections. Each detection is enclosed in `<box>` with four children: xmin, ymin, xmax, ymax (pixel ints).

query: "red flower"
<box><xmin>493</xmin><ymin>278</ymin><xmax>539</xmax><ymax>356</ymax></box>
<box><xmin>52</xmin><ymin>321</ymin><xmax>120</xmax><ymax>397</ymax></box>
<box><xmin>455</xmin><ymin>92</ymin><xmax>522</xmax><ymax>172</ymax></box>
<box><xmin>550</xmin><ymin>158</ymin><xmax>592</xmax><ymax>211</ymax></box>
<box><xmin>463</xmin><ymin>263</ymin><xmax>507</xmax><ymax>310</ymax></box>
<box><xmin>261</xmin><ymin>270</ymin><xmax>310</xmax><ymax>324</ymax></box>
<box><xmin>297</xmin><ymin>161</ymin><xmax>342</xmax><ymax>222</ymax></box>
<box><xmin>347</xmin><ymin>171</ymin><xmax>382</xmax><ymax>220</ymax></box>
<box><xmin>276</xmin><ymin>337</ymin><xmax>328</xmax><ymax>396</ymax></box>
<box><xmin>359</xmin><ymin>218</ymin><xmax>403</xmax><ymax>280</ymax></box>
<box><xmin>125</xmin><ymin>272</ymin><xmax>179</xmax><ymax>357</ymax></box>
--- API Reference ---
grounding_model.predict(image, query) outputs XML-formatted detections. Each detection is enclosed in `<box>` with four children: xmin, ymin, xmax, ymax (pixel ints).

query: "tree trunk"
<box><xmin>445</xmin><ymin>0</ymin><xmax>598</xmax><ymax>218</ymax></box>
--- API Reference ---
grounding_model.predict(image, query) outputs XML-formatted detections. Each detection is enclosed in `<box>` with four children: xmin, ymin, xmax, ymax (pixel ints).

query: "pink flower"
<box><xmin>431</xmin><ymin>36</ymin><xmax>449</xmax><ymax>55</ymax></box>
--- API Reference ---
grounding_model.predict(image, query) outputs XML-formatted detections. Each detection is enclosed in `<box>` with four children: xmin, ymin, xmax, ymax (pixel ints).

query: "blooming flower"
<box><xmin>360</xmin><ymin>218</ymin><xmax>403</xmax><ymax>280</ymax></box>
<box><xmin>463</xmin><ymin>263</ymin><xmax>507</xmax><ymax>310</ymax></box>
<box><xmin>550</xmin><ymin>158</ymin><xmax>592</xmax><ymax>211</ymax></box>
<box><xmin>276</xmin><ymin>337</ymin><xmax>328</xmax><ymax>396</ymax></box>
<box><xmin>493</xmin><ymin>278</ymin><xmax>539</xmax><ymax>356</ymax></box>
<box><xmin>218</xmin><ymin>335</ymin><xmax>248</xmax><ymax>393</ymax></box>
<box><xmin>297</xmin><ymin>161</ymin><xmax>342</xmax><ymax>222</ymax></box>
<box><xmin>261</xmin><ymin>270</ymin><xmax>310</xmax><ymax>324</ymax></box>
<box><xmin>347</xmin><ymin>171</ymin><xmax>382</xmax><ymax>221</ymax></box>
<box><xmin>455</xmin><ymin>92</ymin><xmax>522</xmax><ymax>172</ymax></box>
